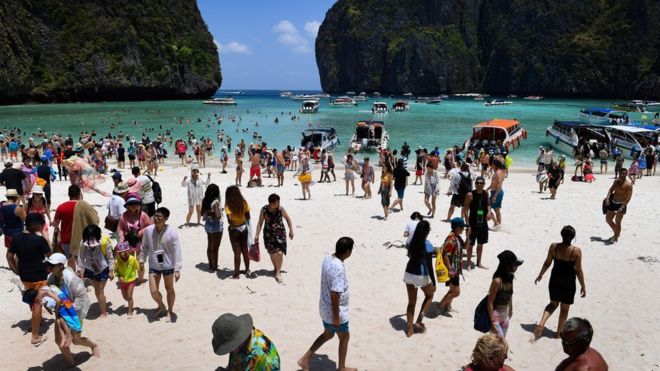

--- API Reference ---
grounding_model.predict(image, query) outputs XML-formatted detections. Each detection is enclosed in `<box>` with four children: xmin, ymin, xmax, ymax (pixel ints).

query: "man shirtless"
<box><xmin>274</xmin><ymin>149</ymin><xmax>285</xmax><ymax>187</ymax></box>
<box><xmin>603</xmin><ymin>167</ymin><xmax>633</xmax><ymax>243</ymax></box>
<box><xmin>556</xmin><ymin>317</ymin><xmax>608</xmax><ymax>371</ymax></box>
<box><xmin>487</xmin><ymin>159</ymin><xmax>505</xmax><ymax>226</ymax></box>
<box><xmin>250</xmin><ymin>150</ymin><xmax>262</xmax><ymax>186</ymax></box>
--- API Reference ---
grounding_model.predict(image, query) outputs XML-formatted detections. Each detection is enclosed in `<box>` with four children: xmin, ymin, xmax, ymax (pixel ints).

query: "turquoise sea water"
<box><xmin>0</xmin><ymin>90</ymin><xmax>653</xmax><ymax>165</ymax></box>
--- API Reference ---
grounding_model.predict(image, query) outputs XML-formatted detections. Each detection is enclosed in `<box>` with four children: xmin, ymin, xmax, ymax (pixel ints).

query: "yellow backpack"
<box><xmin>100</xmin><ymin>235</ymin><xmax>111</xmax><ymax>258</ymax></box>
<box><xmin>435</xmin><ymin>239</ymin><xmax>450</xmax><ymax>283</ymax></box>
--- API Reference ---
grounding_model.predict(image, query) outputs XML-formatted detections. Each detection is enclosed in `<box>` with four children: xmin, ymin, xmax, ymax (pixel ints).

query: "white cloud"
<box><xmin>273</xmin><ymin>20</ymin><xmax>311</xmax><ymax>54</ymax></box>
<box><xmin>214</xmin><ymin>40</ymin><xmax>251</xmax><ymax>54</ymax></box>
<box><xmin>304</xmin><ymin>20</ymin><xmax>321</xmax><ymax>38</ymax></box>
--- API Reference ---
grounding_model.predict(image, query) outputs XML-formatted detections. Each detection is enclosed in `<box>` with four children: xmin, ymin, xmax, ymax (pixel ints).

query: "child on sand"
<box><xmin>114</xmin><ymin>242</ymin><xmax>139</xmax><ymax>317</ymax></box>
<box><xmin>38</xmin><ymin>287</ymin><xmax>74</xmax><ymax>348</ymax></box>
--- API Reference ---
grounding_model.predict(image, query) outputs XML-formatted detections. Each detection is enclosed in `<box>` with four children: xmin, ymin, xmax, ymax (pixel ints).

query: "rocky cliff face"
<box><xmin>0</xmin><ymin>0</ymin><xmax>221</xmax><ymax>104</ymax></box>
<box><xmin>316</xmin><ymin>0</ymin><xmax>660</xmax><ymax>99</ymax></box>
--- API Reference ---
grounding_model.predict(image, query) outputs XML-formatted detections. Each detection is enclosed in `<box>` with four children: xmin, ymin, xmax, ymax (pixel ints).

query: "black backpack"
<box><xmin>457</xmin><ymin>173</ymin><xmax>472</xmax><ymax>199</ymax></box>
<box><xmin>146</xmin><ymin>175</ymin><xmax>162</xmax><ymax>204</ymax></box>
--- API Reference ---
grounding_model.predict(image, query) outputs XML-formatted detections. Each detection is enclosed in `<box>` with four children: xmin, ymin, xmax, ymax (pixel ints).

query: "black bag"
<box><xmin>457</xmin><ymin>173</ymin><xmax>472</xmax><ymax>199</ymax></box>
<box><xmin>146</xmin><ymin>175</ymin><xmax>162</xmax><ymax>204</ymax></box>
<box><xmin>473</xmin><ymin>295</ymin><xmax>490</xmax><ymax>333</ymax></box>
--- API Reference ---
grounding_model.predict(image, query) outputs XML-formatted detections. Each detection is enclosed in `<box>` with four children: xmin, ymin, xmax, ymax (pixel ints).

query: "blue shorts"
<box><xmin>83</xmin><ymin>267</ymin><xmax>109</xmax><ymax>281</ymax></box>
<box><xmin>395</xmin><ymin>186</ymin><xmax>405</xmax><ymax>199</ymax></box>
<box><xmin>204</xmin><ymin>219</ymin><xmax>224</xmax><ymax>234</ymax></box>
<box><xmin>323</xmin><ymin>321</ymin><xmax>349</xmax><ymax>334</ymax></box>
<box><xmin>149</xmin><ymin>268</ymin><xmax>174</xmax><ymax>276</ymax></box>
<box><xmin>490</xmin><ymin>189</ymin><xmax>504</xmax><ymax>209</ymax></box>
<box><xmin>277</xmin><ymin>164</ymin><xmax>285</xmax><ymax>174</ymax></box>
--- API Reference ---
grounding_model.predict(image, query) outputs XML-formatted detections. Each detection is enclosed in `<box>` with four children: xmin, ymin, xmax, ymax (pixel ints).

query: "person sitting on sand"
<box><xmin>211</xmin><ymin>313</ymin><xmax>280</xmax><ymax>370</ymax></box>
<box><xmin>403</xmin><ymin>220</ymin><xmax>436</xmax><ymax>336</ymax></box>
<box><xmin>533</xmin><ymin>226</ymin><xmax>586</xmax><ymax>340</ymax></box>
<box><xmin>583</xmin><ymin>160</ymin><xmax>595</xmax><ymax>183</ymax></box>
<box><xmin>140</xmin><ymin>207</ymin><xmax>182</xmax><ymax>322</ymax></box>
<box><xmin>602</xmin><ymin>168</ymin><xmax>633</xmax><ymax>243</ymax></box>
<box><xmin>556</xmin><ymin>317</ymin><xmax>608</xmax><ymax>371</ymax></box>
<box><xmin>463</xmin><ymin>333</ymin><xmax>515</xmax><ymax>371</ymax></box>
<box><xmin>298</xmin><ymin>237</ymin><xmax>356</xmax><ymax>371</ymax></box>
<box><xmin>114</xmin><ymin>242</ymin><xmax>139</xmax><ymax>318</ymax></box>
<box><xmin>435</xmin><ymin>218</ymin><xmax>465</xmax><ymax>316</ymax></box>
<box><xmin>254</xmin><ymin>194</ymin><xmax>294</xmax><ymax>284</ymax></box>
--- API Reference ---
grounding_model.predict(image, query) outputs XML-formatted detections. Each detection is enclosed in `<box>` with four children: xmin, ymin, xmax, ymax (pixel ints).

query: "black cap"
<box><xmin>497</xmin><ymin>250</ymin><xmax>523</xmax><ymax>266</ymax></box>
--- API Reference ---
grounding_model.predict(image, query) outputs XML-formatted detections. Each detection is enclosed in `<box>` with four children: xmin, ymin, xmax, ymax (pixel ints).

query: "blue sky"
<box><xmin>197</xmin><ymin>0</ymin><xmax>336</xmax><ymax>90</ymax></box>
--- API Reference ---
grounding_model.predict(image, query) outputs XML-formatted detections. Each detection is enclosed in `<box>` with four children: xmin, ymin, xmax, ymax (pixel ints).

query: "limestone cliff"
<box><xmin>0</xmin><ymin>0</ymin><xmax>221</xmax><ymax>104</ymax></box>
<box><xmin>316</xmin><ymin>0</ymin><xmax>660</xmax><ymax>99</ymax></box>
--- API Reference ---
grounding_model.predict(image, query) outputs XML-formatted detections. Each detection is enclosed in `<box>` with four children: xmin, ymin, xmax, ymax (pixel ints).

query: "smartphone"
<box><xmin>477</xmin><ymin>209</ymin><xmax>484</xmax><ymax>224</ymax></box>
<box><xmin>156</xmin><ymin>252</ymin><xmax>164</xmax><ymax>264</ymax></box>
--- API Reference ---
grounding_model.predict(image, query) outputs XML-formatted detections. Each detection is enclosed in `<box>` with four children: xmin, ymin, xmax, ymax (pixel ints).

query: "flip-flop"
<box><xmin>32</xmin><ymin>336</ymin><xmax>48</xmax><ymax>347</ymax></box>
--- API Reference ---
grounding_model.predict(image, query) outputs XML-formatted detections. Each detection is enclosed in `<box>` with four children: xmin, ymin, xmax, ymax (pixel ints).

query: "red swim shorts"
<box><xmin>250</xmin><ymin>166</ymin><xmax>261</xmax><ymax>178</ymax></box>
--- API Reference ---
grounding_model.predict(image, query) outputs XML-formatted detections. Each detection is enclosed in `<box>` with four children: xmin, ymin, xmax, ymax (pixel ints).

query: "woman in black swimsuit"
<box><xmin>533</xmin><ymin>226</ymin><xmax>586</xmax><ymax>340</ymax></box>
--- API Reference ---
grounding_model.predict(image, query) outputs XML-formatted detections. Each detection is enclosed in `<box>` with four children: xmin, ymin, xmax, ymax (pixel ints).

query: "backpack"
<box><xmin>146</xmin><ymin>175</ymin><xmax>162</xmax><ymax>204</ymax></box>
<box><xmin>100</xmin><ymin>235</ymin><xmax>111</xmax><ymax>258</ymax></box>
<box><xmin>457</xmin><ymin>173</ymin><xmax>472</xmax><ymax>199</ymax></box>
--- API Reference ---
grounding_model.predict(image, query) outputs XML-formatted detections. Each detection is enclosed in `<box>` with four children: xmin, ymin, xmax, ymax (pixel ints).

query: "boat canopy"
<box><xmin>356</xmin><ymin>120</ymin><xmax>384</xmax><ymax>127</ymax></box>
<box><xmin>554</xmin><ymin>121</ymin><xmax>600</xmax><ymax>128</ymax></box>
<box><xmin>303</xmin><ymin>128</ymin><xmax>336</xmax><ymax>134</ymax></box>
<box><xmin>581</xmin><ymin>108</ymin><xmax>613</xmax><ymax>114</ymax></box>
<box><xmin>474</xmin><ymin>119</ymin><xmax>520</xmax><ymax>131</ymax></box>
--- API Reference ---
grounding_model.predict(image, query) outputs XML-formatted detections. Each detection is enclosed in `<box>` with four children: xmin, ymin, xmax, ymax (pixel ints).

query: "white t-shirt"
<box><xmin>319</xmin><ymin>255</ymin><xmax>349</xmax><ymax>324</ymax></box>
<box><xmin>136</xmin><ymin>175</ymin><xmax>155</xmax><ymax>204</ymax></box>
<box><xmin>405</xmin><ymin>220</ymin><xmax>419</xmax><ymax>245</ymax></box>
<box><xmin>107</xmin><ymin>194</ymin><xmax>126</xmax><ymax>219</ymax></box>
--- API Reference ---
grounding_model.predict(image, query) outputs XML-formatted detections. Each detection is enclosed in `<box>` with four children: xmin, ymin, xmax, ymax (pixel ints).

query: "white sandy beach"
<box><xmin>2</xmin><ymin>159</ymin><xmax>659</xmax><ymax>370</ymax></box>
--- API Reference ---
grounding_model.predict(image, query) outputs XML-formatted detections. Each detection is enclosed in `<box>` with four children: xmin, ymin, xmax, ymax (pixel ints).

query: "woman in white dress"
<box><xmin>181</xmin><ymin>164</ymin><xmax>210</xmax><ymax>225</ymax></box>
<box><xmin>424</xmin><ymin>162</ymin><xmax>440</xmax><ymax>218</ymax></box>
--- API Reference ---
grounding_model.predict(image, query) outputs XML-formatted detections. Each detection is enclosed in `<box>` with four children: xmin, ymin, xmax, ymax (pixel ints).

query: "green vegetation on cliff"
<box><xmin>316</xmin><ymin>0</ymin><xmax>660</xmax><ymax>99</ymax></box>
<box><xmin>0</xmin><ymin>0</ymin><xmax>221</xmax><ymax>104</ymax></box>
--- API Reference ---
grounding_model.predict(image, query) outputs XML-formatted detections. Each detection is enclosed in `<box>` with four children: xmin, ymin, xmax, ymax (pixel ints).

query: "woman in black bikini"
<box><xmin>533</xmin><ymin>226</ymin><xmax>586</xmax><ymax>340</ymax></box>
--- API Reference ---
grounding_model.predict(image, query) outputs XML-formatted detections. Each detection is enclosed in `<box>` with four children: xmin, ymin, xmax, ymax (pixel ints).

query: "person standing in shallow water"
<box><xmin>603</xmin><ymin>167</ymin><xmax>633</xmax><ymax>243</ymax></box>
<box><xmin>298</xmin><ymin>237</ymin><xmax>357</xmax><ymax>371</ymax></box>
<box><xmin>533</xmin><ymin>225</ymin><xmax>586</xmax><ymax>340</ymax></box>
<box><xmin>254</xmin><ymin>194</ymin><xmax>294</xmax><ymax>284</ymax></box>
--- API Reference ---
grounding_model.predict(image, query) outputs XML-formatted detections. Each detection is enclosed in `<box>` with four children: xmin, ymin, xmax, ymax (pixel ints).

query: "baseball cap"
<box><xmin>44</xmin><ymin>253</ymin><xmax>67</xmax><ymax>266</ymax></box>
<box><xmin>497</xmin><ymin>250</ymin><xmax>524</xmax><ymax>266</ymax></box>
<box><xmin>450</xmin><ymin>217</ymin><xmax>466</xmax><ymax>229</ymax></box>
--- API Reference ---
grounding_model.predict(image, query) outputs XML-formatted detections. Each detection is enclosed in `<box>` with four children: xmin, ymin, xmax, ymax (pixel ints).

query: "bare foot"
<box><xmin>275</xmin><ymin>274</ymin><xmax>284</xmax><ymax>284</ymax></box>
<box><xmin>532</xmin><ymin>324</ymin><xmax>543</xmax><ymax>341</ymax></box>
<box><xmin>406</xmin><ymin>326</ymin><xmax>414</xmax><ymax>337</ymax></box>
<box><xmin>127</xmin><ymin>312</ymin><xmax>133</xmax><ymax>319</ymax></box>
<box><xmin>413</xmin><ymin>323</ymin><xmax>426</xmax><ymax>333</ymax></box>
<box><xmin>151</xmin><ymin>306</ymin><xmax>166</xmax><ymax>320</ymax></box>
<box><xmin>297</xmin><ymin>357</ymin><xmax>310</xmax><ymax>371</ymax></box>
<box><xmin>31</xmin><ymin>335</ymin><xmax>48</xmax><ymax>347</ymax></box>
<box><xmin>92</xmin><ymin>344</ymin><xmax>101</xmax><ymax>358</ymax></box>
<box><xmin>477</xmin><ymin>264</ymin><xmax>489</xmax><ymax>270</ymax></box>
<box><xmin>231</xmin><ymin>273</ymin><xmax>240</xmax><ymax>279</ymax></box>
<box><xmin>165</xmin><ymin>312</ymin><xmax>174</xmax><ymax>323</ymax></box>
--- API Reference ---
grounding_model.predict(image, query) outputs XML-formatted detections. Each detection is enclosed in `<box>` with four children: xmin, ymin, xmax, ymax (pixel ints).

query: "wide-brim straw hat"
<box><xmin>6</xmin><ymin>189</ymin><xmax>19</xmax><ymax>197</ymax></box>
<box><xmin>31</xmin><ymin>185</ymin><xmax>44</xmax><ymax>195</ymax></box>
<box><xmin>211</xmin><ymin>313</ymin><xmax>253</xmax><ymax>355</ymax></box>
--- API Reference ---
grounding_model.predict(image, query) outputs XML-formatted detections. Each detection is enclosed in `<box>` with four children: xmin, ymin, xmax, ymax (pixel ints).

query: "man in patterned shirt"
<box><xmin>212</xmin><ymin>313</ymin><xmax>280</xmax><ymax>370</ymax></box>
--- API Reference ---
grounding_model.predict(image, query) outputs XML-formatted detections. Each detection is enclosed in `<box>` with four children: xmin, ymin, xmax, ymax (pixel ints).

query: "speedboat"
<box><xmin>203</xmin><ymin>97</ymin><xmax>237</xmax><ymax>105</ymax></box>
<box><xmin>578</xmin><ymin>108</ymin><xmax>628</xmax><ymax>124</ymax></box>
<box><xmin>545</xmin><ymin>121</ymin><xmax>610</xmax><ymax>156</ymax></box>
<box><xmin>299</xmin><ymin>100</ymin><xmax>320</xmax><ymax>114</ymax></box>
<box><xmin>329</xmin><ymin>96</ymin><xmax>357</xmax><ymax>107</ymax></box>
<box><xmin>279</xmin><ymin>91</ymin><xmax>293</xmax><ymax>97</ymax></box>
<box><xmin>346</xmin><ymin>91</ymin><xmax>356</xmax><ymax>96</ymax></box>
<box><xmin>484</xmin><ymin>99</ymin><xmax>512</xmax><ymax>106</ymax></box>
<box><xmin>426</xmin><ymin>97</ymin><xmax>443</xmax><ymax>104</ymax></box>
<box><xmin>403</xmin><ymin>92</ymin><xmax>413</xmax><ymax>97</ymax></box>
<box><xmin>612</xmin><ymin>102</ymin><xmax>646</xmax><ymax>112</ymax></box>
<box><xmin>392</xmin><ymin>101</ymin><xmax>409</xmax><ymax>112</ymax></box>
<box><xmin>644</xmin><ymin>101</ymin><xmax>660</xmax><ymax>112</ymax></box>
<box><xmin>524</xmin><ymin>96</ymin><xmax>543</xmax><ymax>100</ymax></box>
<box><xmin>605</xmin><ymin>125</ymin><xmax>658</xmax><ymax>159</ymax></box>
<box><xmin>301</xmin><ymin>128</ymin><xmax>340</xmax><ymax>151</ymax></box>
<box><xmin>371</xmin><ymin>101</ymin><xmax>389</xmax><ymax>114</ymax></box>
<box><xmin>464</xmin><ymin>119</ymin><xmax>527</xmax><ymax>153</ymax></box>
<box><xmin>349</xmin><ymin>121</ymin><xmax>388</xmax><ymax>152</ymax></box>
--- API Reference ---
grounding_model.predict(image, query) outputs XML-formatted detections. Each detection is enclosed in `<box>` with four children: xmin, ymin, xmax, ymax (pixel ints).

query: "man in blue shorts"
<box><xmin>298</xmin><ymin>237</ymin><xmax>356</xmax><ymax>371</ymax></box>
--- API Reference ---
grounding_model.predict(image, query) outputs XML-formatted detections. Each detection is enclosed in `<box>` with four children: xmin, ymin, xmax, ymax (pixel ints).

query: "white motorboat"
<box><xmin>371</xmin><ymin>101</ymin><xmax>388</xmax><ymax>114</ymax></box>
<box><xmin>484</xmin><ymin>99</ymin><xmax>512</xmax><ymax>106</ymax></box>
<box><xmin>524</xmin><ymin>96</ymin><xmax>543</xmax><ymax>100</ymax></box>
<box><xmin>545</xmin><ymin>121</ymin><xmax>609</xmax><ymax>156</ymax></box>
<box><xmin>349</xmin><ymin>121</ymin><xmax>388</xmax><ymax>152</ymax></box>
<box><xmin>301</xmin><ymin>128</ymin><xmax>340</xmax><ymax>151</ymax></box>
<box><xmin>464</xmin><ymin>119</ymin><xmax>527</xmax><ymax>153</ymax></box>
<box><xmin>605</xmin><ymin>125</ymin><xmax>658</xmax><ymax>159</ymax></box>
<box><xmin>203</xmin><ymin>97</ymin><xmax>237</xmax><ymax>105</ymax></box>
<box><xmin>329</xmin><ymin>96</ymin><xmax>357</xmax><ymax>107</ymax></box>
<box><xmin>299</xmin><ymin>100</ymin><xmax>320</xmax><ymax>114</ymax></box>
<box><xmin>392</xmin><ymin>100</ymin><xmax>409</xmax><ymax>112</ymax></box>
<box><xmin>578</xmin><ymin>108</ymin><xmax>628</xmax><ymax>124</ymax></box>
<box><xmin>279</xmin><ymin>91</ymin><xmax>293</xmax><ymax>97</ymax></box>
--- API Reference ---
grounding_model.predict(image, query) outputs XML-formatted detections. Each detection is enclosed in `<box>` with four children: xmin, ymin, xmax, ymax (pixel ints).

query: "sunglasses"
<box><xmin>476</xmin><ymin>182</ymin><xmax>485</xmax><ymax>185</ymax></box>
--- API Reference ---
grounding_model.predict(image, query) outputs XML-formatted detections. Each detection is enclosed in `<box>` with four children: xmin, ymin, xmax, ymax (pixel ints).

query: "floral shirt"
<box><xmin>228</xmin><ymin>328</ymin><xmax>280</xmax><ymax>371</ymax></box>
